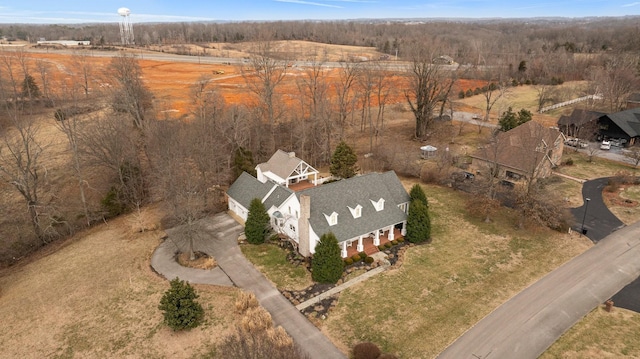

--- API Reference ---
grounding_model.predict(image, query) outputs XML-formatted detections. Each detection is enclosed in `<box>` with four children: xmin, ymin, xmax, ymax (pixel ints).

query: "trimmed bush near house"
<box><xmin>384</xmin><ymin>242</ymin><xmax>392</xmax><ymax>248</ymax></box>
<box><xmin>344</xmin><ymin>257</ymin><xmax>354</xmax><ymax>265</ymax></box>
<box><xmin>364</xmin><ymin>256</ymin><xmax>374</xmax><ymax>264</ymax></box>
<box><xmin>391</xmin><ymin>240</ymin><xmax>398</xmax><ymax>245</ymax></box>
<box><xmin>378</xmin><ymin>245</ymin><xmax>385</xmax><ymax>250</ymax></box>
<box><xmin>351</xmin><ymin>254</ymin><xmax>361</xmax><ymax>262</ymax></box>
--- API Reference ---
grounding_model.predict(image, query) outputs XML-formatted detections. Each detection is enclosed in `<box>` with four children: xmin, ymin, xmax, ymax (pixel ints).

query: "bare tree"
<box><xmin>71</xmin><ymin>50</ymin><xmax>95</xmax><ymax>99</ymax></box>
<box><xmin>108</xmin><ymin>53</ymin><xmax>154</xmax><ymax>128</ymax></box>
<box><xmin>334</xmin><ymin>61</ymin><xmax>360</xmax><ymax>140</ymax></box>
<box><xmin>242</xmin><ymin>41</ymin><xmax>287</xmax><ymax>154</ymax></box>
<box><xmin>590</xmin><ymin>54</ymin><xmax>639</xmax><ymax>112</ymax></box>
<box><xmin>479</xmin><ymin>67</ymin><xmax>507</xmax><ymax>123</ymax></box>
<box><xmin>405</xmin><ymin>48</ymin><xmax>456</xmax><ymax>139</ymax></box>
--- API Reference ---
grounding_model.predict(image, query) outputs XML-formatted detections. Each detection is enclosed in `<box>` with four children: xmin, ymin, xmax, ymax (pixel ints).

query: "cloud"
<box><xmin>622</xmin><ymin>1</ymin><xmax>640</xmax><ymax>6</ymax></box>
<box><xmin>274</xmin><ymin>0</ymin><xmax>343</xmax><ymax>8</ymax></box>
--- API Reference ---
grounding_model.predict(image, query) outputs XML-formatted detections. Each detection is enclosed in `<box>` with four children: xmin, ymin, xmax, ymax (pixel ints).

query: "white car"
<box><xmin>600</xmin><ymin>140</ymin><xmax>611</xmax><ymax>150</ymax></box>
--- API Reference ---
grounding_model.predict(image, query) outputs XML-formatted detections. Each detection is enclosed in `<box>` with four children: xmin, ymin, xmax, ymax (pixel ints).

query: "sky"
<box><xmin>0</xmin><ymin>0</ymin><xmax>638</xmax><ymax>24</ymax></box>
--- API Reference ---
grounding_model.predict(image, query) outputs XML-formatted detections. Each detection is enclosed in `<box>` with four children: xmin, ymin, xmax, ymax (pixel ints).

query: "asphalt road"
<box><xmin>570</xmin><ymin>177</ymin><xmax>625</xmax><ymax>242</ymax></box>
<box><xmin>437</xmin><ymin>220</ymin><xmax>640</xmax><ymax>359</ymax></box>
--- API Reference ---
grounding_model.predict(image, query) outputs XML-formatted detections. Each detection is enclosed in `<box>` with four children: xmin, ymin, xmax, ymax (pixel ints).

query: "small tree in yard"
<box><xmin>312</xmin><ymin>232</ymin><xmax>344</xmax><ymax>284</ymax></box>
<box><xmin>330</xmin><ymin>141</ymin><xmax>359</xmax><ymax>179</ymax></box>
<box><xmin>409</xmin><ymin>183</ymin><xmax>429</xmax><ymax>209</ymax></box>
<box><xmin>406</xmin><ymin>200</ymin><xmax>431</xmax><ymax>243</ymax></box>
<box><xmin>158</xmin><ymin>278</ymin><xmax>204</xmax><ymax>331</ymax></box>
<box><xmin>245</xmin><ymin>198</ymin><xmax>270</xmax><ymax>244</ymax></box>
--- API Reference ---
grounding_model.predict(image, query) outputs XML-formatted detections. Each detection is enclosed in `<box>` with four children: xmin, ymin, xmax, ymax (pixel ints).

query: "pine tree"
<box><xmin>409</xmin><ymin>184</ymin><xmax>428</xmax><ymax>209</ymax></box>
<box><xmin>232</xmin><ymin>146</ymin><xmax>256</xmax><ymax>180</ymax></box>
<box><xmin>498</xmin><ymin>107</ymin><xmax>532</xmax><ymax>132</ymax></box>
<box><xmin>158</xmin><ymin>278</ymin><xmax>204</xmax><ymax>331</ymax></box>
<box><xmin>406</xmin><ymin>200</ymin><xmax>431</xmax><ymax>244</ymax></box>
<box><xmin>330</xmin><ymin>141</ymin><xmax>359</xmax><ymax>179</ymax></box>
<box><xmin>21</xmin><ymin>74</ymin><xmax>41</xmax><ymax>99</ymax></box>
<box><xmin>245</xmin><ymin>198</ymin><xmax>270</xmax><ymax>244</ymax></box>
<box><xmin>312</xmin><ymin>232</ymin><xmax>344</xmax><ymax>284</ymax></box>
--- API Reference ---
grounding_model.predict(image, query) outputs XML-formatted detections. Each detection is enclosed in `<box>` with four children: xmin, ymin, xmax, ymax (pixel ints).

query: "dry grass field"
<box><xmin>0</xmin><ymin>206</ymin><xmax>239</xmax><ymax>358</ymax></box>
<box><xmin>1</xmin><ymin>42</ymin><xmax>639</xmax><ymax>358</ymax></box>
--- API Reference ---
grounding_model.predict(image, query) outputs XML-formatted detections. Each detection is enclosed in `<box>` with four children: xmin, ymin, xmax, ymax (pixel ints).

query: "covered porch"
<box><xmin>343</xmin><ymin>226</ymin><xmax>405</xmax><ymax>258</ymax></box>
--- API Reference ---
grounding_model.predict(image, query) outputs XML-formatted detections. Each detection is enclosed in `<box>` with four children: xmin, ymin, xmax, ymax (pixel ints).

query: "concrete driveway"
<box><xmin>437</xmin><ymin>221</ymin><xmax>640</xmax><ymax>359</ymax></box>
<box><xmin>152</xmin><ymin>212</ymin><xmax>346</xmax><ymax>359</ymax></box>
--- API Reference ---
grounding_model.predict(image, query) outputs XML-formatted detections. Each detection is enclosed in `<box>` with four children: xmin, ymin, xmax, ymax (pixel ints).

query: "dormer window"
<box><xmin>324</xmin><ymin>212</ymin><xmax>338</xmax><ymax>226</ymax></box>
<box><xmin>348</xmin><ymin>205</ymin><xmax>362</xmax><ymax>219</ymax></box>
<box><xmin>370</xmin><ymin>198</ymin><xmax>385</xmax><ymax>211</ymax></box>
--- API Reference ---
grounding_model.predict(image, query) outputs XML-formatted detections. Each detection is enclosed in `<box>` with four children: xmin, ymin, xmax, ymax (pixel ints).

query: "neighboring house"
<box><xmin>470</xmin><ymin>121</ymin><xmax>564</xmax><ymax>181</ymax></box>
<box><xmin>557</xmin><ymin>108</ymin><xmax>604</xmax><ymax>138</ymax></box>
<box><xmin>433</xmin><ymin>55</ymin><xmax>454</xmax><ymax>65</ymax></box>
<box><xmin>598</xmin><ymin>107</ymin><xmax>640</xmax><ymax>146</ymax></box>
<box><xmin>227</xmin><ymin>151</ymin><xmax>410</xmax><ymax>258</ymax></box>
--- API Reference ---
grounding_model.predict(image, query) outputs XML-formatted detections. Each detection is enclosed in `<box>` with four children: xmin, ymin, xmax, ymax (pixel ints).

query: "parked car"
<box><xmin>600</xmin><ymin>140</ymin><xmax>611</xmax><ymax>150</ymax></box>
<box><xmin>565</xmin><ymin>138</ymin><xmax>579</xmax><ymax>147</ymax></box>
<box><xmin>499</xmin><ymin>180</ymin><xmax>515</xmax><ymax>189</ymax></box>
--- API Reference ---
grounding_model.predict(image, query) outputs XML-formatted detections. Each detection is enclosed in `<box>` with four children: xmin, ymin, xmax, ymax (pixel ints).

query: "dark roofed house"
<box><xmin>227</xmin><ymin>151</ymin><xmax>410</xmax><ymax>258</ymax></box>
<box><xmin>598</xmin><ymin>107</ymin><xmax>640</xmax><ymax>146</ymax></box>
<box><xmin>470</xmin><ymin>121</ymin><xmax>564</xmax><ymax>181</ymax></box>
<box><xmin>557</xmin><ymin>108</ymin><xmax>604</xmax><ymax>138</ymax></box>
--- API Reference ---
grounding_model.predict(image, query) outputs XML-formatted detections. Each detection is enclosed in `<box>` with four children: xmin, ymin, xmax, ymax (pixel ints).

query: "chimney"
<box><xmin>298</xmin><ymin>195</ymin><xmax>311</xmax><ymax>257</ymax></box>
<box><xmin>289</xmin><ymin>151</ymin><xmax>295</xmax><ymax>158</ymax></box>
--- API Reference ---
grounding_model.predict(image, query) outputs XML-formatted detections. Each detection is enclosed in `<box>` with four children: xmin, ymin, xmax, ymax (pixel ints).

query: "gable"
<box><xmin>256</xmin><ymin>149</ymin><xmax>318</xmax><ymax>182</ymax></box>
<box><xmin>227</xmin><ymin>172</ymin><xmax>275</xmax><ymax>209</ymax></box>
<box><xmin>297</xmin><ymin>171</ymin><xmax>408</xmax><ymax>242</ymax></box>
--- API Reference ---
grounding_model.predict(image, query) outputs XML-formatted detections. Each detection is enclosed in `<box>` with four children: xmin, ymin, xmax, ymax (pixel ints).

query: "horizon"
<box><xmin>0</xmin><ymin>1</ymin><xmax>638</xmax><ymax>24</ymax></box>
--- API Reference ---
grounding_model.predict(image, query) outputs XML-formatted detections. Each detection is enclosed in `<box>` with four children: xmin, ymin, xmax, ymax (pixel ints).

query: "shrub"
<box><xmin>397</xmin><ymin>237</ymin><xmax>405</xmax><ymax>243</ymax></box>
<box><xmin>311</xmin><ymin>232</ymin><xmax>344</xmax><ymax>284</ymax></box>
<box><xmin>101</xmin><ymin>186</ymin><xmax>127</xmax><ymax>218</ymax></box>
<box><xmin>364</xmin><ymin>256</ymin><xmax>374</xmax><ymax>264</ymax></box>
<box><xmin>465</xmin><ymin>89</ymin><xmax>473</xmax><ymax>97</ymax></box>
<box><xmin>235</xmin><ymin>291</ymin><xmax>259</xmax><ymax>314</ymax></box>
<box><xmin>406</xmin><ymin>200</ymin><xmax>431</xmax><ymax>244</ymax></box>
<box><xmin>351</xmin><ymin>254</ymin><xmax>361</xmax><ymax>262</ymax></box>
<box><xmin>358</xmin><ymin>251</ymin><xmax>366</xmax><ymax>259</ymax></box>
<box><xmin>352</xmin><ymin>342</ymin><xmax>382</xmax><ymax>359</ymax></box>
<box><xmin>384</xmin><ymin>242</ymin><xmax>392</xmax><ymax>248</ymax></box>
<box><xmin>344</xmin><ymin>257</ymin><xmax>354</xmax><ymax>265</ymax></box>
<box><xmin>245</xmin><ymin>198</ymin><xmax>270</xmax><ymax>244</ymax></box>
<box><xmin>241</xmin><ymin>307</ymin><xmax>273</xmax><ymax>334</ymax></box>
<box><xmin>158</xmin><ymin>278</ymin><xmax>204</xmax><ymax>331</ymax></box>
<box><xmin>391</xmin><ymin>240</ymin><xmax>398</xmax><ymax>245</ymax></box>
<box><xmin>378</xmin><ymin>245</ymin><xmax>386</xmax><ymax>251</ymax></box>
<box><xmin>564</xmin><ymin>158</ymin><xmax>574</xmax><ymax>166</ymax></box>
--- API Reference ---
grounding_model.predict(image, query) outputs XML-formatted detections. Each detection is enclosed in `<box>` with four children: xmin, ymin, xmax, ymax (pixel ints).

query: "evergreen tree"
<box><xmin>245</xmin><ymin>198</ymin><xmax>270</xmax><ymax>244</ymax></box>
<box><xmin>498</xmin><ymin>107</ymin><xmax>532</xmax><ymax>132</ymax></box>
<box><xmin>158</xmin><ymin>278</ymin><xmax>204</xmax><ymax>331</ymax></box>
<box><xmin>406</xmin><ymin>200</ymin><xmax>431</xmax><ymax>244</ymax></box>
<box><xmin>21</xmin><ymin>74</ymin><xmax>41</xmax><ymax>99</ymax></box>
<box><xmin>232</xmin><ymin>146</ymin><xmax>256</xmax><ymax>180</ymax></box>
<box><xmin>409</xmin><ymin>184</ymin><xmax>428</xmax><ymax>209</ymax></box>
<box><xmin>330</xmin><ymin>141</ymin><xmax>359</xmax><ymax>179</ymax></box>
<box><xmin>312</xmin><ymin>232</ymin><xmax>344</xmax><ymax>284</ymax></box>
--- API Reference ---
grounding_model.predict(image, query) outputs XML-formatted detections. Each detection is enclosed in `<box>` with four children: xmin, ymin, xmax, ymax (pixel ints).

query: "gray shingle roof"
<box><xmin>226</xmin><ymin>172</ymin><xmax>274</xmax><ymax>209</ymax></box>
<box><xmin>603</xmin><ymin>108</ymin><xmax>640</xmax><ymax>138</ymax></box>
<box><xmin>263</xmin><ymin>185</ymin><xmax>295</xmax><ymax>211</ymax></box>
<box><xmin>297</xmin><ymin>171</ymin><xmax>409</xmax><ymax>243</ymax></box>
<box><xmin>256</xmin><ymin>149</ymin><xmax>306</xmax><ymax>181</ymax></box>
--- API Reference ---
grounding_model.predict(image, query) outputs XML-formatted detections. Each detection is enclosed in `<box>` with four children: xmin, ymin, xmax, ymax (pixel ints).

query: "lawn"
<box><xmin>0</xmin><ymin>207</ymin><xmax>240</xmax><ymax>359</ymax></box>
<box><xmin>556</xmin><ymin>151</ymin><xmax>634</xmax><ymax>180</ymax></box>
<box><xmin>321</xmin><ymin>183</ymin><xmax>593</xmax><ymax>358</ymax></box>
<box><xmin>542</xmin><ymin>307</ymin><xmax>640</xmax><ymax>358</ymax></box>
<box><xmin>240</xmin><ymin>243</ymin><xmax>313</xmax><ymax>291</ymax></box>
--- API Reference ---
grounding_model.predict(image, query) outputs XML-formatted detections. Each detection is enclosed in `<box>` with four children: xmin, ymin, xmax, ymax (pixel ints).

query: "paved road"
<box><xmin>438</xmin><ymin>220</ymin><xmax>640</xmax><ymax>359</ymax></box>
<box><xmin>152</xmin><ymin>213</ymin><xmax>346</xmax><ymax>359</ymax></box>
<box><xmin>570</xmin><ymin>177</ymin><xmax>625</xmax><ymax>242</ymax></box>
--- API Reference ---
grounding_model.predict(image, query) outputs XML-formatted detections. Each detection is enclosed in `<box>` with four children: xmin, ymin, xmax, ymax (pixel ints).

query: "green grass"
<box><xmin>541</xmin><ymin>307</ymin><xmax>640</xmax><ymax>358</ymax></box>
<box><xmin>240</xmin><ymin>243</ymin><xmax>313</xmax><ymax>291</ymax></box>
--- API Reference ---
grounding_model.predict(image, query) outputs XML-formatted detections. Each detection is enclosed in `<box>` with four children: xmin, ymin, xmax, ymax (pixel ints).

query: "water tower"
<box><xmin>117</xmin><ymin>7</ymin><xmax>134</xmax><ymax>45</ymax></box>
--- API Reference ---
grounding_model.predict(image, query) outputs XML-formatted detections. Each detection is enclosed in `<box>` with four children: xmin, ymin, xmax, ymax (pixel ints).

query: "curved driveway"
<box><xmin>570</xmin><ymin>177</ymin><xmax>625</xmax><ymax>242</ymax></box>
<box><xmin>152</xmin><ymin>213</ymin><xmax>346</xmax><ymax>359</ymax></box>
